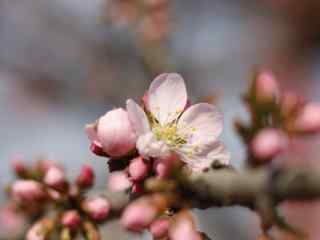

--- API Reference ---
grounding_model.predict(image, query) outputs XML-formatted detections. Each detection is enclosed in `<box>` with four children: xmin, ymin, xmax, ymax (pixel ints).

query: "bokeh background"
<box><xmin>1</xmin><ymin>0</ymin><xmax>320</xmax><ymax>239</ymax></box>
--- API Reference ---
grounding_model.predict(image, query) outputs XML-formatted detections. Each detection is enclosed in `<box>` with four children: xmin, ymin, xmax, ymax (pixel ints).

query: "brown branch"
<box><xmin>177</xmin><ymin>166</ymin><xmax>320</xmax><ymax>210</ymax></box>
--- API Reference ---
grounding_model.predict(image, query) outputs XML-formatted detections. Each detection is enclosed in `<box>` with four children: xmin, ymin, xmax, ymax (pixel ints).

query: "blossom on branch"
<box><xmin>127</xmin><ymin>73</ymin><xmax>230</xmax><ymax>171</ymax></box>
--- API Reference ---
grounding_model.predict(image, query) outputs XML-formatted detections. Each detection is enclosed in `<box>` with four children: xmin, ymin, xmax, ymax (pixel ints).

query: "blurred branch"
<box><xmin>177</xmin><ymin>166</ymin><xmax>320</xmax><ymax>210</ymax></box>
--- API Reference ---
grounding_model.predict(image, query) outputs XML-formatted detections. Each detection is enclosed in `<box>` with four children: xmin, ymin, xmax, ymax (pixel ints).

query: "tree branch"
<box><xmin>177</xmin><ymin>166</ymin><xmax>320</xmax><ymax>210</ymax></box>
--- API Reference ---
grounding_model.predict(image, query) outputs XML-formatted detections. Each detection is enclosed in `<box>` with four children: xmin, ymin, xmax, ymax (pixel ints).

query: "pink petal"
<box><xmin>85</xmin><ymin>123</ymin><xmax>99</xmax><ymax>143</ymax></box>
<box><xmin>126</xmin><ymin>99</ymin><xmax>150</xmax><ymax>136</ymax></box>
<box><xmin>178</xmin><ymin>103</ymin><xmax>223</xmax><ymax>146</ymax></box>
<box><xmin>148</xmin><ymin>73</ymin><xmax>187</xmax><ymax>125</ymax></box>
<box><xmin>178</xmin><ymin>141</ymin><xmax>230</xmax><ymax>171</ymax></box>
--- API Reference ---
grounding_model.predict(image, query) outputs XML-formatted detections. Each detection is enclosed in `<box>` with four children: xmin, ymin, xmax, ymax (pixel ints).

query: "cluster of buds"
<box><xmin>121</xmin><ymin>194</ymin><xmax>204</xmax><ymax>239</ymax></box>
<box><xmin>4</xmin><ymin>157</ymin><xmax>114</xmax><ymax>240</ymax></box>
<box><xmin>236</xmin><ymin>69</ymin><xmax>320</xmax><ymax>166</ymax></box>
<box><xmin>105</xmin><ymin>0</ymin><xmax>171</xmax><ymax>43</ymax></box>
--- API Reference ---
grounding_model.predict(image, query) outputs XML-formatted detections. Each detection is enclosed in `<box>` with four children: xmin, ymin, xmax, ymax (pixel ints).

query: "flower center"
<box><xmin>152</xmin><ymin>123</ymin><xmax>187</xmax><ymax>149</ymax></box>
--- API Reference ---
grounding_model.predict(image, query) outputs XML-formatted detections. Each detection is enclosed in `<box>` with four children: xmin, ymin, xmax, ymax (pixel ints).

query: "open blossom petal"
<box><xmin>178</xmin><ymin>103</ymin><xmax>223</xmax><ymax>146</ymax></box>
<box><xmin>148</xmin><ymin>73</ymin><xmax>187</xmax><ymax>125</ymax></box>
<box><xmin>127</xmin><ymin>99</ymin><xmax>150</xmax><ymax>136</ymax></box>
<box><xmin>178</xmin><ymin>141</ymin><xmax>230</xmax><ymax>171</ymax></box>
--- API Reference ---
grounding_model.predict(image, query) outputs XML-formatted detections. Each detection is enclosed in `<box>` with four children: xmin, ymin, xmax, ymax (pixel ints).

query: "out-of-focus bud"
<box><xmin>60</xmin><ymin>228</ymin><xmax>71</xmax><ymax>240</ymax></box>
<box><xmin>252</xmin><ymin>128</ymin><xmax>288</xmax><ymax>161</ymax></box>
<box><xmin>107</xmin><ymin>171</ymin><xmax>132</xmax><ymax>192</ymax></box>
<box><xmin>131</xmin><ymin>182</ymin><xmax>144</xmax><ymax>195</ymax></box>
<box><xmin>293</xmin><ymin>103</ymin><xmax>320</xmax><ymax>134</ymax></box>
<box><xmin>86</xmin><ymin>108</ymin><xmax>137</xmax><ymax>157</ymax></box>
<box><xmin>121</xmin><ymin>194</ymin><xmax>169</xmax><ymax>232</ymax></box>
<box><xmin>0</xmin><ymin>205</ymin><xmax>26</xmax><ymax>239</ymax></box>
<box><xmin>255</xmin><ymin>70</ymin><xmax>280</xmax><ymax>103</ymax></box>
<box><xmin>37</xmin><ymin>160</ymin><xmax>63</xmax><ymax>175</ymax></box>
<box><xmin>169</xmin><ymin>211</ymin><xmax>201</xmax><ymax>240</ymax></box>
<box><xmin>83</xmin><ymin>221</ymin><xmax>101</xmax><ymax>240</ymax></box>
<box><xmin>149</xmin><ymin>217</ymin><xmax>170</xmax><ymax>239</ymax></box>
<box><xmin>61</xmin><ymin>210</ymin><xmax>81</xmax><ymax>230</ymax></box>
<box><xmin>128</xmin><ymin>157</ymin><xmax>150</xmax><ymax>181</ymax></box>
<box><xmin>12</xmin><ymin>180</ymin><xmax>45</xmax><ymax>202</ymax></box>
<box><xmin>121</xmin><ymin>200</ymin><xmax>158</xmax><ymax>232</ymax></box>
<box><xmin>281</xmin><ymin>91</ymin><xmax>303</xmax><ymax>116</ymax></box>
<box><xmin>68</xmin><ymin>185</ymin><xmax>80</xmax><ymax>198</ymax></box>
<box><xmin>82</xmin><ymin>196</ymin><xmax>111</xmax><ymax>221</ymax></box>
<box><xmin>90</xmin><ymin>141</ymin><xmax>108</xmax><ymax>157</ymax></box>
<box><xmin>11</xmin><ymin>155</ymin><xmax>28</xmax><ymax>177</ymax></box>
<box><xmin>47</xmin><ymin>189</ymin><xmax>62</xmax><ymax>201</ymax></box>
<box><xmin>76</xmin><ymin>164</ymin><xmax>95</xmax><ymax>189</ymax></box>
<box><xmin>26</xmin><ymin>218</ymin><xmax>54</xmax><ymax>240</ymax></box>
<box><xmin>153</xmin><ymin>154</ymin><xmax>178</xmax><ymax>179</ymax></box>
<box><xmin>43</xmin><ymin>167</ymin><xmax>66</xmax><ymax>191</ymax></box>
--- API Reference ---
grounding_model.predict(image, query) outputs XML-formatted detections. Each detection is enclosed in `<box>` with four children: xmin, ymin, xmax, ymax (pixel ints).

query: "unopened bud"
<box><xmin>131</xmin><ymin>183</ymin><xmax>144</xmax><ymax>194</ymax></box>
<box><xmin>293</xmin><ymin>103</ymin><xmax>320</xmax><ymax>133</ymax></box>
<box><xmin>252</xmin><ymin>128</ymin><xmax>288</xmax><ymax>161</ymax></box>
<box><xmin>90</xmin><ymin>141</ymin><xmax>108</xmax><ymax>157</ymax></box>
<box><xmin>149</xmin><ymin>217</ymin><xmax>170</xmax><ymax>239</ymax></box>
<box><xmin>61</xmin><ymin>210</ymin><xmax>81</xmax><ymax>230</ymax></box>
<box><xmin>43</xmin><ymin>167</ymin><xmax>66</xmax><ymax>191</ymax></box>
<box><xmin>86</xmin><ymin>108</ymin><xmax>137</xmax><ymax>157</ymax></box>
<box><xmin>37</xmin><ymin>160</ymin><xmax>63</xmax><ymax>175</ymax></box>
<box><xmin>82</xmin><ymin>196</ymin><xmax>111</xmax><ymax>221</ymax></box>
<box><xmin>255</xmin><ymin>70</ymin><xmax>280</xmax><ymax>103</ymax></box>
<box><xmin>11</xmin><ymin>155</ymin><xmax>28</xmax><ymax>177</ymax></box>
<box><xmin>121</xmin><ymin>194</ymin><xmax>169</xmax><ymax>232</ymax></box>
<box><xmin>107</xmin><ymin>171</ymin><xmax>132</xmax><ymax>192</ymax></box>
<box><xmin>169</xmin><ymin>211</ymin><xmax>201</xmax><ymax>240</ymax></box>
<box><xmin>12</xmin><ymin>180</ymin><xmax>45</xmax><ymax>202</ymax></box>
<box><xmin>121</xmin><ymin>200</ymin><xmax>158</xmax><ymax>232</ymax></box>
<box><xmin>128</xmin><ymin>157</ymin><xmax>150</xmax><ymax>181</ymax></box>
<box><xmin>76</xmin><ymin>164</ymin><xmax>95</xmax><ymax>189</ymax></box>
<box><xmin>83</xmin><ymin>221</ymin><xmax>101</xmax><ymax>240</ymax></box>
<box><xmin>26</xmin><ymin>219</ymin><xmax>54</xmax><ymax>240</ymax></box>
<box><xmin>153</xmin><ymin>155</ymin><xmax>177</xmax><ymax>179</ymax></box>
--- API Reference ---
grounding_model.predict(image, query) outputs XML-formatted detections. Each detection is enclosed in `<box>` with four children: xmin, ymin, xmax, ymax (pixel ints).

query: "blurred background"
<box><xmin>1</xmin><ymin>0</ymin><xmax>320</xmax><ymax>239</ymax></box>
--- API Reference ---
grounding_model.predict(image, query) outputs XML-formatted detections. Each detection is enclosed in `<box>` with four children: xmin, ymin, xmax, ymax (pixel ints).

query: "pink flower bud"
<box><xmin>153</xmin><ymin>155</ymin><xmax>177</xmax><ymax>179</ymax></box>
<box><xmin>121</xmin><ymin>199</ymin><xmax>158</xmax><ymax>232</ymax></box>
<box><xmin>47</xmin><ymin>189</ymin><xmax>62</xmax><ymax>201</ymax></box>
<box><xmin>61</xmin><ymin>210</ymin><xmax>81</xmax><ymax>229</ymax></box>
<box><xmin>26</xmin><ymin>219</ymin><xmax>53</xmax><ymax>240</ymax></box>
<box><xmin>43</xmin><ymin>167</ymin><xmax>66</xmax><ymax>191</ymax></box>
<box><xmin>12</xmin><ymin>180</ymin><xmax>45</xmax><ymax>202</ymax></box>
<box><xmin>86</xmin><ymin>108</ymin><xmax>137</xmax><ymax>157</ymax></box>
<box><xmin>0</xmin><ymin>205</ymin><xmax>26</xmax><ymax>237</ymax></box>
<box><xmin>255</xmin><ymin>70</ymin><xmax>280</xmax><ymax>103</ymax></box>
<box><xmin>90</xmin><ymin>141</ymin><xmax>108</xmax><ymax>157</ymax></box>
<box><xmin>11</xmin><ymin>155</ymin><xmax>27</xmax><ymax>177</ymax></box>
<box><xmin>37</xmin><ymin>160</ymin><xmax>63</xmax><ymax>175</ymax></box>
<box><xmin>131</xmin><ymin>182</ymin><xmax>144</xmax><ymax>194</ymax></box>
<box><xmin>76</xmin><ymin>164</ymin><xmax>95</xmax><ymax>188</ymax></box>
<box><xmin>128</xmin><ymin>157</ymin><xmax>150</xmax><ymax>181</ymax></box>
<box><xmin>26</xmin><ymin>223</ymin><xmax>45</xmax><ymax>240</ymax></box>
<box><xmin>294</xmin><ymin>103</ymin><xmax>320</xmax><ymax>133</ymax></box>
<box><xmin>107</xmin><ymin>171</ymin><xmax>132</xmax><ymax>192</ymax></box>
<box><xmin>169</xmin><ymin>212</ymin><xmax>201</xmax><ymax>240</ymax></box>
<box><xmin>149</xmin><ymin>218</ymin><xmax>170</xmax><ymax>239</ymax></box>
<box><xmin>281</xmin><ymin>91</ymin><xmax>303</xmax><ymax>116</ymax></box>
<box><xmin>82</xmin><ymin>197</ymin><xmax>111</xmax><ymax>221</ymax></box>
<box><xmin>252</xmin><ymin>128</ymin><xmax>288</xmax><ymax>161</ymax></box>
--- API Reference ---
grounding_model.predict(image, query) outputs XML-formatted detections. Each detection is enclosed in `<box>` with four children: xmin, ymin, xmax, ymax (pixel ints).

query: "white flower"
<box><xmin>127</xmin><ymin>73</ymin><xmax>230</xmax><ymax>171</ymax></box>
